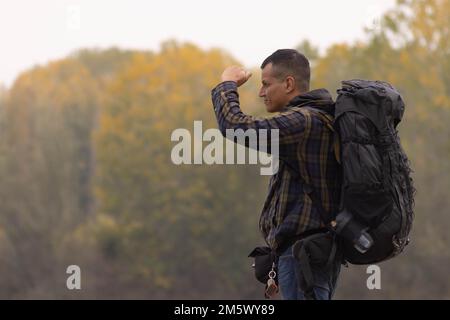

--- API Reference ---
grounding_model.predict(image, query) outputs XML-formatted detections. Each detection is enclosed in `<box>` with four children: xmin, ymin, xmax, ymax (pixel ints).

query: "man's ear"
<box><xmin>285</xmin><ymin>76</ymin><xmax>296</xmax><ymax>94</ymax></box>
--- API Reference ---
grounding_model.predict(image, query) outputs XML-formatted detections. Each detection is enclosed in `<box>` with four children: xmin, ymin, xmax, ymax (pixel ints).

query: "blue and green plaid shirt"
<box><xmin>211</xmin><ymin>81</ymin><xmax>340</xmax><ymax>252</ymax></box>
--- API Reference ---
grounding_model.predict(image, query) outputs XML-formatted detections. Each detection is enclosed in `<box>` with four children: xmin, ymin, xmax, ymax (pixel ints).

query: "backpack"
<box><xmin>309</xmin><ymin>79</ymin><xmax>415</xmax><ymax>265</ymax></box>
<box><xmin>249</xmin><ymin>80</ymin><xmax>415</xmax><ymax>299</ymax></box>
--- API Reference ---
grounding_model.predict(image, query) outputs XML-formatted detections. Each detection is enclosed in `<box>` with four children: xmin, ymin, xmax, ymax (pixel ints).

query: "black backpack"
<box><xmin>309</xmin><ymin>79</ymin><xmax>415</xmax><ymax>265</ymax></box>
<box><xmin>249</xmin><ymin>80</ymin><xmax>415</xmax><ymax>298</ymax></box>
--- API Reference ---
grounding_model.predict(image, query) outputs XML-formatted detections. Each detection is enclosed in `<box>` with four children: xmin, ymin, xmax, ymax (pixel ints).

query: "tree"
<box><xmin>0</xmin><ymin>58</ymin><xmax>101</xmax><ymax>297</ymax></box>
<box><xmin>310</xmin><ymin>0</ymin><xmax>450</xmax><ymax>299</ymax></box>
<box><xmin>93</xmin><ymin>40</ymin><xmax>269</xmax><ymax>298</ymax></box>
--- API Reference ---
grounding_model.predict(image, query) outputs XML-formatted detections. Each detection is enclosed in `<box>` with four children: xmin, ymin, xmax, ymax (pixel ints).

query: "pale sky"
<box><xmin>0</xmin><ymin>0</ymin><xmax>396</xmax><ymax>88</ymax></box>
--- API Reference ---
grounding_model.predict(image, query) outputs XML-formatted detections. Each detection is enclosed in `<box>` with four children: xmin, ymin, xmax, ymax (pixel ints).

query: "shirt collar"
<box><xmin>285</xmin><ymin>88</ymin><xmax>334</xmax><ymax>108</ymax></box>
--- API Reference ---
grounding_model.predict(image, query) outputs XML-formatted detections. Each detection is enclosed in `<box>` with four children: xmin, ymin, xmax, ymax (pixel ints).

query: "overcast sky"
<box><xmin>0</xmin><ymin>0</ymin><xmax>396</xmax><ymax>88</ymax></box>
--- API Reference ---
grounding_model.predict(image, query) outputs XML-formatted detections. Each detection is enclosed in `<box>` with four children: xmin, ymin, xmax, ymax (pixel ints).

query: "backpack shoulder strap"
<box><xmin>304</xmin><ymin>107</ymin><xmax>341</xmax><ymax>164</ymax></box>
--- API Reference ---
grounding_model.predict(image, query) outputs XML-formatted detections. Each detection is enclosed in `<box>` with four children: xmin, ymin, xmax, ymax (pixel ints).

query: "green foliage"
<box><xmin>93</xmin><ymin>41</ymin><xmax>266</xmax><ymax>297</ymax></box>
<box><xmin>0</xmin><ymin>0</ymin><xmax>448</xmax><ymax>299</ymax></box>
<box><xmin>312</xmin><ymin>0</ymin><xmax>450</xmax><ymax>299</ymax></box>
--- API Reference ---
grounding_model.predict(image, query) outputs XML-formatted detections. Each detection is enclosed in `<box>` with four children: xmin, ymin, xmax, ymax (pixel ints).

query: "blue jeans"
<box><xmin>277</xmin><ymin>243</ymin><xmax>341</xmax><ymax>300</ymax></box>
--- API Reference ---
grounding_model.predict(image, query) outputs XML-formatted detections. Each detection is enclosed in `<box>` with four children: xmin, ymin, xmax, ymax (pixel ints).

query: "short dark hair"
<box><xmin>261</xmin><ymin>49</ymin><xmax>310</xmax><ymax>92</ymax></box>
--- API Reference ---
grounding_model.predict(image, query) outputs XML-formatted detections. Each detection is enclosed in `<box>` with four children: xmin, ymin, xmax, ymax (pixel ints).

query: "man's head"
<box><xmin>259</xmin><ymin>49</ymin><xmax>310</xmax><ymax>112</ymax></box>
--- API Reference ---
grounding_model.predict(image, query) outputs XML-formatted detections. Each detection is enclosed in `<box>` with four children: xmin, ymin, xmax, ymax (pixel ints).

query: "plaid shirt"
<box><xmin>211</xmin><ymin>81</ymin><xmax>340</xmax><ymax>252</ymax></box>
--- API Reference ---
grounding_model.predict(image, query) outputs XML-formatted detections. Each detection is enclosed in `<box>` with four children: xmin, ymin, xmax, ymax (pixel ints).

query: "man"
<box><xmin>211</xmin><ymin>49</ymin><xmax>342</xmax><ymax>300</ymax></box>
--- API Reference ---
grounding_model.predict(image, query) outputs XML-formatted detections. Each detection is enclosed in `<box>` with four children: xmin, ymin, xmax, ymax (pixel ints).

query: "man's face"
<box><xmin>259</xmin><ymin>63</ymin><xmax>289</xmax><ymax>113</ymax></box>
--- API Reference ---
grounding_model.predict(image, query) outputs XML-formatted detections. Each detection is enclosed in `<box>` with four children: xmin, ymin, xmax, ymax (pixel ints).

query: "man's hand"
<box><xmin>221</xmin><ymin>66</ymin><xmax>252</xmax><ymax>87</ymax></box>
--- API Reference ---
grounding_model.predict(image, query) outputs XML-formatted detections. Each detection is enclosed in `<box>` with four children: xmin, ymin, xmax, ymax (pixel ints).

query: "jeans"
<box><xmin>277</xmin><ymin>243</ymin><xmax>341</xmax><ymax>300</ymax></box>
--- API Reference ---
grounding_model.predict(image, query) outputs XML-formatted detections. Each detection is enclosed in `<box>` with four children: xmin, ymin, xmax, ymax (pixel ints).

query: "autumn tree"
<box><xmin>311</xmin><ymin>0</ymin><xmax>450</xmax><ymax>299</ymax></box>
